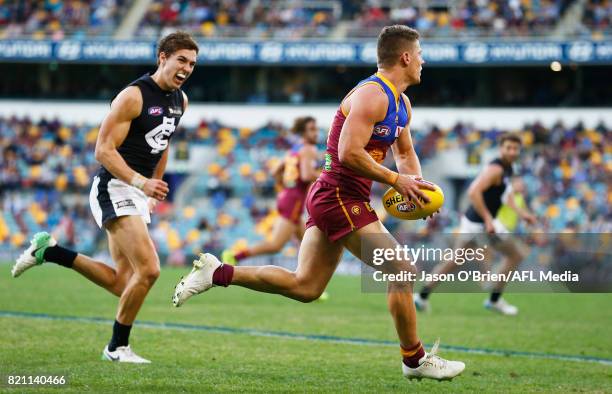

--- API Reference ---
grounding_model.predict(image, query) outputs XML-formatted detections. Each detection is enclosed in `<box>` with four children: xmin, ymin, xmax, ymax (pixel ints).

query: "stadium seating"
<box><xmin>1</xmin><ymin>0</ymin><xmax>595</xmax><ymax>39</ymax></box>
<box><xmin>136</xmin><ymin>0</ymin><xmax>337</xmax><ymax>39</ymax></box>
<box><xmin>582</xmin><ymin>0</ymin><xmax>612</xmax><ymax>37</ymax></box>
<box><xmin>1</xmin><ymin>115</ymin><xmax>609</xmax><ymax>263</ymax></box>
<box><xmin>348</xmin><ymin>0</ymin><xmax>577</xmax><ymax>38</ymax></box>
<box><xmin>0</xmin><ymin>0</ymin><xmax>129</xmax><ymax>39</ymax></box>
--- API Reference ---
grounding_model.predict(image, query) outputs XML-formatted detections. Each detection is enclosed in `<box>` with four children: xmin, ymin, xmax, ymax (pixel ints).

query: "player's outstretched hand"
<box><xmin>393</xmin><ymin>174</ymin><xmax>435</xmax><ymax>208</ymax></box>
<box><xmin>143</xmin><ymin>178</ymin><xmax>169</xmax><ymax>201</ymax></box>
<box><xmin>523</xmin><ymin>213</ymin><xmax>537</xmax><ymax>225</ymax></box>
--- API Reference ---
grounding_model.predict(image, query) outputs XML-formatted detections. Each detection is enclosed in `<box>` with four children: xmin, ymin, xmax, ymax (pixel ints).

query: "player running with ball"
<box><xmin>173</xmin><ymin>25</ymin><xmax>465</xmax><ymax>381</ymax></box>
<box><xmin>12</xmin><ymin>32</ymin><xmax>198</xmax><ymax>363</ymax></box>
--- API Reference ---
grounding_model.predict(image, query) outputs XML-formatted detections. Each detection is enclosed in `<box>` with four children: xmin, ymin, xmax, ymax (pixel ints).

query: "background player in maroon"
<box><xmin>222</xmin><ymin>116</ymin><xmax>320</xmax><ymax>265</ymax></box>
<box><xmin>173</xmin><ymin>25</ymin><xmax>465</xmax><ymax>381</ymax></box>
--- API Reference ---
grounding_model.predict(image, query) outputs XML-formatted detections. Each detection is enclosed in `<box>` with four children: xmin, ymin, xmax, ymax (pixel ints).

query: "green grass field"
<box><xmin>0</xmin><ymin>263</ymin><xmax>611</xmax><ymax>393</ymax></box>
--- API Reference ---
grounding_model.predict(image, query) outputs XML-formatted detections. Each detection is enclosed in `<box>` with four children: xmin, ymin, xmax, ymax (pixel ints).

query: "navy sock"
<box><xmin>42</xmin><ymin>245</ymin><xmax>77</xmax><ymax>268</ymax></box>
<box><xmin>490</xmin><ymin>291</ymin><xmax>501</xmax><ymax>303</ymax></box>
<box><xmin>419</xmin><ymin>287</ymin><xmax>431</xmax><ymax>300</ymax></box>
<box><xmin>108</xmin><ymin>320</ymin><xmax>132</xmax><ymax>351</ymax></box>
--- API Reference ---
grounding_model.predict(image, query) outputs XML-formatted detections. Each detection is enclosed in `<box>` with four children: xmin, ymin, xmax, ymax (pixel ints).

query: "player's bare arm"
<box><xmin>271</xmin><ymin>160</ymin><xmax>285</xmax><ymax>188</ymax></box>
<box><xmin>390</xmin><ymin>95</ymin><xmax>421</xmax><ymax>177</ymax></box>
<box><xmin>339</xmin><ymin>84</ymin><xmax>433</xmax><ymax>206</ymax></box>
<box><xmin>468</xmin><ymin>164</ymin><xmax>503</xmax><ymax>232</ymax></box>
<box><xmin>152</xmin><ymin>149</ymin><xmax>169</xmax><ymax>180</ymax></box>
<box><xmin>505</xmin><ymin>190</ymin><xmax>537</xmax><ymax>225</ymax></box>
<box><xmin>146</xmin><ymin>148</ymin><xmax>169</xmax><ymax>212</ymax></box>
<box><xmin>182</xmin><ymin>90</ymin><xmax>189</xmax><ymax>112</ymax></box>
<box><xmin>299</xmin><ymin>144</ymin><xmax>320</xmax><ymax>182</ymax></box>
<box><xmin>337</xmin><ymin>84</ymin><xmax>390</xmax><ymax>180</ymax></box>
<box><xmin>95</xmin><ymin>86</ymin><xmax>169</xmax><ymax>201</ymax></box>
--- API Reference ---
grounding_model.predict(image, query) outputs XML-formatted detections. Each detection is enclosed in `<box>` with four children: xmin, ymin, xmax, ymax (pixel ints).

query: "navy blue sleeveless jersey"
<box><xmin>98</xmin><ymin>73</ymin><xmax>184</xmax><ymax>179</ymax></box>
<box><xmin>465</xmin><ymin>158</ymin><xmax>514</xmax><ymax>223</ymax></box>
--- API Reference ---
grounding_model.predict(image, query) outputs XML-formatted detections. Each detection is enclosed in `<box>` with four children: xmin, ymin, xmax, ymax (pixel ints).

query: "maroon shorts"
<box><xmin>305</xmin><ymin>179</ymin><xmax>379</xmax><ymax>242</ymax></box>
<box><xmin>277</xmin><ymin>188</ymin><xmax>307</xmax><ymax>225</ymax></box>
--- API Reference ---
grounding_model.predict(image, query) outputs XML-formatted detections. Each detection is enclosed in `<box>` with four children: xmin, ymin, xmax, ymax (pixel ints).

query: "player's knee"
<box><xmin>131</xmin><ymin>247</ymin><xmax>160</xmax><ymax>283</ymax></box>
<box><xmin>295</xmin><ymin>289</ymin><xmax>322</xmax><ymax>303</ymax></box>
<box><xmin>138</xmin><ymin>265</ymin><xmax>160</xmax><ymax>286</ymax></box>
<box><xmin>293</xmin><ymin>282</ymin><xmax>323</xmax><ymax>303</ymax></box>
<box><xmin>388</xmin><ymin>279</ymin><xmax>413</xmax><ymax>293</ymax></box>
<box><xmin>507</xmin><ymin>248</ymin><xmax>526</xmax><ymax>264</ymax></box>
<box><xmin>385</xmin><ymin>259</ymin><xmax>417</xmax><ymax>276</ymax></box>
<box><xmin>109</xmin><ymin>285</ymin><xmax>124</xmax><ymax>297</ymax></box>
<box><xmin>147</xmin><ymin>266</ymin><xmax>161</xmax><ymax>283</ymax></box>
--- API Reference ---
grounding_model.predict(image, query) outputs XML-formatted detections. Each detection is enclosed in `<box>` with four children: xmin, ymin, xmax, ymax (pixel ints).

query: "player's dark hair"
<box><xmin>499</xmin><ymin>133</ymin><xmax>522</xmax><ymax>146</ymax></box>
<box><xmin>377</xmin><ymin>25</ymin><xmax>420</xmax><ymax>68</ymax></box>
<box><xmin>157</xmin><ymin>31</ymin><xmax>199</xmax><ymax>65</ymax></box>
<box><xmin>292</xmin><ymin>116</ymin><xmax>315</xmax><ymax>136</ymax></box>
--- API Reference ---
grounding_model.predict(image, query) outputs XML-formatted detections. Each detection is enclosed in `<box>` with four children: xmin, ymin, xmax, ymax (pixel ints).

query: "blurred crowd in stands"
<box><xmin>137</xmin><ymin>0</ymin><xmax>337</xmax><ymax>39</ymax></box>
<box><xmin>2</xmin><ymin>0</ymin><xmax>608</xmax><ymax>40</ymax></box>
<box><xmin>348</xmin><ymin>0</ymin><xmax>575</xmax><ymax>38</ymax></box>
<box><xmin>1</xmin><ymin>115</ymin><xmax>610</xmax><ymax>263</ymax></box>
<box><xmin>583</xmin><ymin>0</ymin><xmax>612</xmax><ymax>37</ymax></box>
<box><xmin>0</xmin><ymin>0</ymin><xmax>128</xmax><ymax>39</ymax></box>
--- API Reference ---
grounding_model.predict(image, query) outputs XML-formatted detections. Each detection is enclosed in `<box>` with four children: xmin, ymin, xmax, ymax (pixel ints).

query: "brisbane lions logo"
<box><xmin>145</xmin><ymin>116</ymin><xmax>176</xmax><ymax>154</ymax></box>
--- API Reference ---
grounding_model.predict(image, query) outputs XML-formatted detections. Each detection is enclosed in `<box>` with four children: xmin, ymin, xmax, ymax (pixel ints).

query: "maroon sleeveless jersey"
<box><xmin>319</xmin><ymin>72</ymin><xmax>409</xmax><ymax>200</ymax></box>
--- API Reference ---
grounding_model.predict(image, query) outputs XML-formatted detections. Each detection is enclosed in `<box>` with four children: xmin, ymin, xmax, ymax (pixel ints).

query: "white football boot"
<box><xmin>402</xmin><ymin>340</ymin><xmax>465</xmax><ymax>381</ymax></box>
<box><xmin>172</xmin><ymin>253</ymin><xmax>221</xmax><ymax>307</ymax></box>
<box><xmin>102</xmin><ymin>345</ymin><xmax>150</xmax><ymax>363</ymax></box>
<box><xmin>12</xmin><ymin>232</ymin><xmax>57</xmax><ymax>278</ymax></box>
<box><xmin>413</xmin><ymin>293</ymin><xmax>431</xmax><ymax>313</ymax></box>
<box><xmin>484</xmin><ymin>297</ymin><xmax>518</xmax><ymax>316</ymax></box>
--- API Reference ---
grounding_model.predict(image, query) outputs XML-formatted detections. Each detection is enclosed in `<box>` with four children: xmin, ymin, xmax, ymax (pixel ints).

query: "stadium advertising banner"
<box><xmin>0</xmin><ymin>39</ymin><xmax>611</xmax><ymax>65</ymax></box>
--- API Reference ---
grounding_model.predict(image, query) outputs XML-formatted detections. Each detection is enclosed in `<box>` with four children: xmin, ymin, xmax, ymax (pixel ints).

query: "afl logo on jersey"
<box><xmin>373</xmin><ymin>125</ymin><xmax>391</xmax><ymax>137</ymax></box>
<box><xmin>148</xmin><ymin>106</ymin><xmax>163</xmax><ymax>116</ymax></box>
<box><xmin>145</xmin><ymin>116</ymin><xmax>176</xmax><ymax>154</ymax></box>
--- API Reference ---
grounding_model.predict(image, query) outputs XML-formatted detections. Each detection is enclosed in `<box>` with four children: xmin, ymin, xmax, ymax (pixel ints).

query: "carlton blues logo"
<box><xmin>145</xmin><ymin>116</ymin><xmax>176</xmax><ymax>154</ymax></box>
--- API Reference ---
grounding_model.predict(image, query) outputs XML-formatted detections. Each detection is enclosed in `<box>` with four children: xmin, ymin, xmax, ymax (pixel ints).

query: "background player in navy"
<box><xmin>415</xmin><ymin>134</ymin><xmax>536</xmax><ymax>315</ymax></box>
<box><xmin>12</xmin><ymin>32</ymin><xmax>199</xmax><ymax>362</ymax></box>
